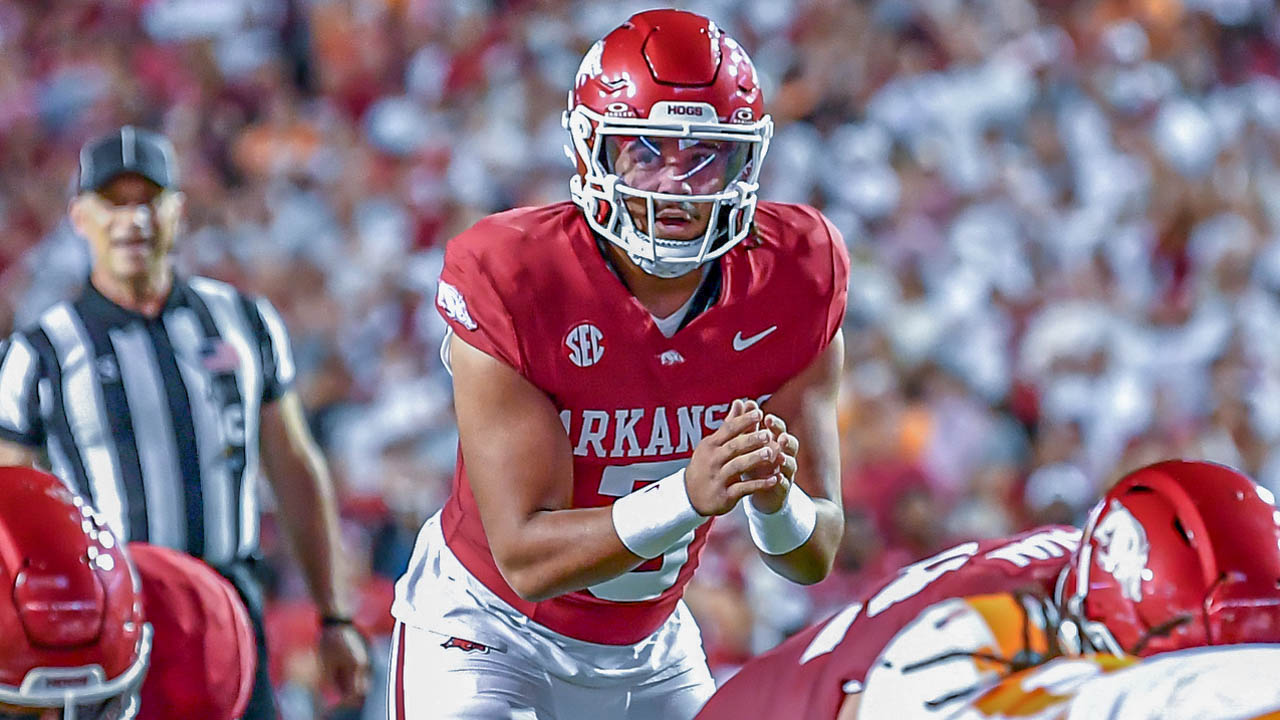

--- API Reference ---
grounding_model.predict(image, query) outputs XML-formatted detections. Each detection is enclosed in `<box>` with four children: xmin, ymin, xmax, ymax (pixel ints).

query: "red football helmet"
<box><xmin>0</xmin><ymin>467</ymin><xmax>149</xmax><ymax>719</ymax></box>
<box><xmin>131</xmin><ymin>543</ymin><xmax>256</xmax><ymax>720</ymax></box>
<box><xmin>1057</xmin><ymin>460</ymin><xmax>1280</xmax><ymax>657</ymax></box>
<box><xmin>565</xmin><ymin>9</ymin><xmax>772</xmax><ymax>278</ymax></box>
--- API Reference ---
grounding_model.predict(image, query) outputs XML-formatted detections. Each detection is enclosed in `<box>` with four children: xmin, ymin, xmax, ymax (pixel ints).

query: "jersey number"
<box><xmin>587</xmin><ymin>459</ymin><xmax>694</xmax><ymax>602</ymax></box>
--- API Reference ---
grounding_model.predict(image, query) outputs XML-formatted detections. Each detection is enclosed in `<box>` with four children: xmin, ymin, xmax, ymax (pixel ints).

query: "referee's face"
<box><xmin>70</xmin><ymin>173</ymin><xmax>183</xmax><ymax>288</ymax></box>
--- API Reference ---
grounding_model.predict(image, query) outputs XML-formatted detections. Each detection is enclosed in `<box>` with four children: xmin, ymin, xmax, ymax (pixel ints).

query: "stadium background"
<box><xmin>2</xmin><ymin>0</ymin><xmax>1279</xmax><ymax>717</ymax></box>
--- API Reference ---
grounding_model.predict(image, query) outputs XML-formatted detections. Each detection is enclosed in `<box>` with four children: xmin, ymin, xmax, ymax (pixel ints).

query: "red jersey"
<box><xmin>696</xmin><ymin>526</ymin><xmax>1080</xmax><ymax>720</ymax></box>
<box><xmin>433</xmin><ymin>201</ymin><xmax>848</xmax><ymax>644</ymax></box>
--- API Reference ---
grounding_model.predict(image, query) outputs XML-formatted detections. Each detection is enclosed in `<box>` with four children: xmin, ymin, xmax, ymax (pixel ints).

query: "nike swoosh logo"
<box><xmin>733</xmin><ymin>326</ymin><xmax>778</xmax><ymax>351</ymax></box>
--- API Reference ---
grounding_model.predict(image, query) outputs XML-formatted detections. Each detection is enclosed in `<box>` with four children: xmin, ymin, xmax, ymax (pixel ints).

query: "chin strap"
<box><xmin>1128</xmin><ymin>614</ymin><xmax>1195</xmax><ymax>656</ymax></box>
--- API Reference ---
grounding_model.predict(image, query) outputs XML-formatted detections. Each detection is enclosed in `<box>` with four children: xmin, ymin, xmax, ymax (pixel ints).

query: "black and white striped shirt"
<box><xmin>0</xmin><ymin>275</ymin><xmax>295</xmax><ymax>567</ymax></box>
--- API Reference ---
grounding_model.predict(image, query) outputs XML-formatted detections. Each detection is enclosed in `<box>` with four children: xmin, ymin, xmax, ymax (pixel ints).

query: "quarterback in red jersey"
<box><xmin>0</xmin><ymin>466</ymin><xmax>256</xmax><ymax>720</ymax></box>
<box><xmin>390</xmin><ymin>8</ymin><xmax>848</xmax><ymax>720</ymax></box>
<box><xmin>698</xmin><ymin>460</ymin><xmax>1280</xmax><ymax>720</ymax></box>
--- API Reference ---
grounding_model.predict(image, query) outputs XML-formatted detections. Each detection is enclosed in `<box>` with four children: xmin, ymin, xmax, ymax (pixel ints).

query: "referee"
<box><xmin>0</xmin><ymin>127</ymin><xmax>370</xmax><ymax>718</ymax></box>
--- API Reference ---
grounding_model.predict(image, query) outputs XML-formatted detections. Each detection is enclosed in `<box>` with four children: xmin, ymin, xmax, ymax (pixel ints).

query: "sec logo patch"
<box><xmin>565</xmin><ymin>322</ymin><xmax>605</xmax><ymax>368</ymax></box>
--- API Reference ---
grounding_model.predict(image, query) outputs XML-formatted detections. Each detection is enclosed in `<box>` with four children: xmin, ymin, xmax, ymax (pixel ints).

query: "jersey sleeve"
<box><xmin>0</xmin><ymin>333</ymin><xmax>45</xmax><ymax>447</ymax></box>
<box><xmin>817</xmin><ymin>211</ymin><xmax>850</xmax><ymax>348</ymax></box>
<box><xmin>245</xmin><ymin>296</ymin><xmax>296</xmax><ymax>403</ymax></box>
<box><xmin>437</xmin><ymin>233</ymin><xmax>524</xmax><ymax>372</ymax></box>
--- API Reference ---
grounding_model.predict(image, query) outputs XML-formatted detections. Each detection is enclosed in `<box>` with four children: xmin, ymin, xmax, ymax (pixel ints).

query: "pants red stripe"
<box><xmin>394</xmin><ymin>623</ymin><xmax>408</xmax><ymax>720</ymax></box>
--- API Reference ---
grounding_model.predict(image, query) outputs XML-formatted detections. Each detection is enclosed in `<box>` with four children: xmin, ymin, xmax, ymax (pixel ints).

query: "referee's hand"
<box><xmin>319</xmin><ymin>623</ymin><xmax>372</xmax><ymax>705</ymax></box>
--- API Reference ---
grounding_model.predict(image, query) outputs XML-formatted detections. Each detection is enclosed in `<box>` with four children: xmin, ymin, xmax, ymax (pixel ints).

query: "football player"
<box><xmin>947</xmin><ymin>459</ymin><xmax>1280</xmax><ymax>720</ymax></box>
<box><xmin>697</xmin><ymin>460</ymin><xmax>1280</xmax><ymax>719</ymax></box>
<box><xmin>0</xmin><ymin>466</ymin><xmax>256</xmax><ymax>719</ymax></box>
<box><xmin>390</xmin><ymin>8</ymin><xmax>848</xmax><ymax>719</ymax></box>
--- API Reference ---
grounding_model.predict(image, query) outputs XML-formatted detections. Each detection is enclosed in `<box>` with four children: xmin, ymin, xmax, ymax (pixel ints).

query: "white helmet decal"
<box><xmin>1094</xmin><ymin>501</ymin><xmax>1152</xmax><ymax>603</ymax></box>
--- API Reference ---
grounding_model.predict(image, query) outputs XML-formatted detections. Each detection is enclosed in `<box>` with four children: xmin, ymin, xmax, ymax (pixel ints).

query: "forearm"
<box><xmin>273</xmin><ymin>452</ymin><xmax>348</xmax><ymax>616</ymax></box>
<box><xmin>492</xmin><ymin>504</ymin><xmax>650</xmax><ymax>602</ymax></box>
<box><xmin>758</xmin><ymin>497</ymin><xmax>842</xmax><ymax>584</ymax></box>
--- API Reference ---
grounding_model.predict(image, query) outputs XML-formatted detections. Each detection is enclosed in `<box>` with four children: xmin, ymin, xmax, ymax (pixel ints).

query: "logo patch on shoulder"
<box><xmin>436</xmin><ymin>281</ymin><xmax>478</xmax><ymax>331</ymax></box>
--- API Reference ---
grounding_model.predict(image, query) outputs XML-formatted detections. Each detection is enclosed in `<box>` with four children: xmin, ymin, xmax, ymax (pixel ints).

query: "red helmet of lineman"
<box><xmin>0</xmin><ymin>467</ymin><xmax>256</xmax><ymax>720</ymax></box>
<box><xmin>564</xmin><ymin>8</ymin><xmax>772</xmax><ymax>278</ymax></box>
<box><xmin>0</xmin><ymin>467</ymin><xmax>148</xmax><ymax>719</ymax></box>
<box><xmin>1058</xmin><ymin>460</ymin><xmax>1280</xmax><ymax>656</ymax></box>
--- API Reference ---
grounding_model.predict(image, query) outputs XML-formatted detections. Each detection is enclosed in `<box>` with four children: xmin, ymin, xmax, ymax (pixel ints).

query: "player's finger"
<box><xmin>725</xmin><ymin>475</ymin><xmax>781</xmax><ymax>501</ymax></box>
<box><xmin>714</xmin><ymin>407</ymin><xmax>763</xmax><ymax>443</ymax></box>
<box><xmin>721</xmin><ymin>429</ymin><xmax>773</xmax><ymax>458</ymax></box>
<box><xmin>778</xmin><ymin>431</ymin><xmax>799</xmax><ymax>456</ymax></box>
<box><xmin>721</xmin><ymin>444</ymin><xmax>780</xmax><ymax>479</ymax></box>
<box><xmin>728</xmin><ymin>399</ymin><xmax>760</xmax><ymax>431</ymax></box>
<box><xmin>764</xmin><ymin>413</ymin><xmax>787</xmax><ymax>435</ymax></box>
<box><xmin>780</xmin><ymin>454</ymin><xmax>797</xmax><ymax>480</ymax></box>
<box><xmin>726</xmin><ymin>398</ymin><xmax>744</xmax><ymax>420</ymax></box>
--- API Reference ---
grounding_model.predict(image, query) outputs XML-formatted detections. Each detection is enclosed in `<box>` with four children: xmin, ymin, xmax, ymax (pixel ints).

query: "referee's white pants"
<box><xmin>387</xmin><ymin>513</ymin><xmax>714</xmax><ymax>719</ymax></box>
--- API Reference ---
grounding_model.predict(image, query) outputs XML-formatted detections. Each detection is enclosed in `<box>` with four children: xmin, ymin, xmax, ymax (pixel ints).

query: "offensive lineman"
<box><xmin>390</xmin><ymin>9</ymin><xmax>849</xmax><ymax>719</ymax></box>
<box><xmin>697</xmin><ymin>460</ymin><xmax>1280</xmax><ymax>719</ymax></box>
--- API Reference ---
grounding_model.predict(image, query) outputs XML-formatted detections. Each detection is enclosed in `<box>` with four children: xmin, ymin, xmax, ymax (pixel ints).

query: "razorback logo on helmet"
<box><xmin>436</xmin><ymin>281</ymin><xmax>478</xmax><ymax>331</ymax></box>
<box><xmin>575</xmin><ymin>41</ymin><xmax>605</xmax><ymax>86</ymax></box>
<box><xmin>441</xmin><ymin>637</ymin><xmax>490</xmax><ymax>654</ymax></box>
<box><xmin>1093</xmin><ymin>501</ymin><xmax>1150</xmax><ymax>603</ymax></box>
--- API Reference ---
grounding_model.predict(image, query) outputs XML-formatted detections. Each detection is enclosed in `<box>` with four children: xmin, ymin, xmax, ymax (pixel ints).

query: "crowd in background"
<box><xmin>3</xmin><ymin>0</ymin><xmax>1280</xmax><ymax>716</ymax></box>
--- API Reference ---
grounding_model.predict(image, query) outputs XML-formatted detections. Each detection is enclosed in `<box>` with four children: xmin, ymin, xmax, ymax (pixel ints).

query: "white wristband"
<box><xmin>611</xmin><ymin>469</ymin><xmax>708</xmax><ymax>559</ymax></box>
<box><xmin>746</xmin><ymin>482</ymin><xmax>817</xmax><ymax>555</ymax></box>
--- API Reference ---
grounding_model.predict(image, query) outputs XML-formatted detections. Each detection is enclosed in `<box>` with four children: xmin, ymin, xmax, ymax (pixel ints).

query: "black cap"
<box><xmin>78</xmin><ymin>125</ymin><xmax>179</xmax><ymax>193</ymax></box>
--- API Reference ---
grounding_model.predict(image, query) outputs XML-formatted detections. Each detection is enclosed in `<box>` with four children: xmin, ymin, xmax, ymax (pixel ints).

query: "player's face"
<box><xmin>607</xmin><ymin>136</ymin><xmax>749</xmax><ymax>241</ymax></box>
<box><xmin>72</xmin><ymin>173</ymin><xmax>182</xmax><ymax>286</ymax></box>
